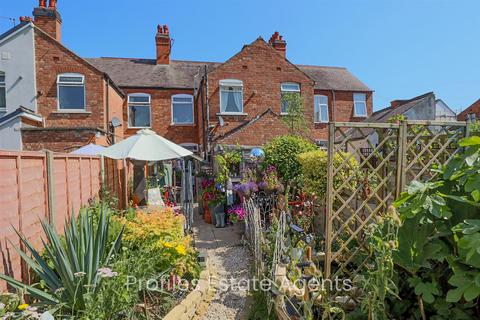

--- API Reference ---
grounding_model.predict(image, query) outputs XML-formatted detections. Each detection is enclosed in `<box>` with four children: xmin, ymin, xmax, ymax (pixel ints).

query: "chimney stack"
<box><xmin>156</xmin><ymin>25</ymin><xmax>171</xmax><ymax>65</ymax></box>
<box><xmin>268</xmin><ymin>31</ymin><xmax>286</xmax><ymax>58</ymax></box>
<box><xmin>390</xmin><ymin>100</ymin><xmax>406</xmax><ymax>108</ymax></box>
<box><xmin>33</xmin><ymin>0</ymin><xmax>62</xmax><ymax>42</ymax></box>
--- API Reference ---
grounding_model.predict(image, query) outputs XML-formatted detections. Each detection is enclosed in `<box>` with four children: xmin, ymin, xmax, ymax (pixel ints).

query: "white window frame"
<box><xmin>219</xmin><ymin>79</ymin><xmax>244</xmax><ymax>115</ymax></box>
<box><xmin>0</xmin><ymin>71</ymin><xmax>5</xmax><ymax>111</ymax></box>
<box><xmin>127</xmin><ymin>93</ymin><xmax>152</xmax><ymax>129</ymax></box>
<box><xmin>314</xmin><ymin>95</ymin><xmax>329</xmax><ymax>123</ymax></box>
<box><xmin>56</xmin><ymin>73</ymin><xmax>86</xmax><ymax>112</ymax></box>
<box><xmin>281</xmin><ymin>82</ymin><xmax>301</xmax><ymax>115</ymax></box>
<box><xmin>353</xmin><ymin>93</ymin><xmax>368</xmax><ymax>117</ymax></box>
<box><xmin>171</xmin><ymin>94</ymin><xmax>194</xmax><ymax>125</ymax></box>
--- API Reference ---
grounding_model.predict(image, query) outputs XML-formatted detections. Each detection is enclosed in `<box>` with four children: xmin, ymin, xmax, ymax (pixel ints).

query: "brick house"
<box><xmin>2</xmin><ymin>1</ymin><xmax>372</xmax><ymax>155</ymax></box>
<box><xmin>89</xmin><ymin>26</ymin><xmax>373</xmax><ymax>156</ymax></box>
<box><xmin>0</xmin><ymin>0</ymin><xmax>124</xmax><ymax>152</ymax></box>
<box><xmin>457</xmin><ymin>99</ymin><xmax>480</xmax><ymax>121</ymax></box>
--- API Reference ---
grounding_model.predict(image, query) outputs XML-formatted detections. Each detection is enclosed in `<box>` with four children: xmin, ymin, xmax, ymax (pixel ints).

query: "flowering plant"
<box><xmin>227</xmin><ymin>205</ymin><xmax>246</xmax><ymax>223</ymax></box>
<box><xmin>233</xmin><ymin>181</ymin><xmax>258</xmax><ymax>197</ymax></box>
<box><xmin>262</xmin><ymin>165</ymin><xmax>280</xmax><ymax>190</ymax></box>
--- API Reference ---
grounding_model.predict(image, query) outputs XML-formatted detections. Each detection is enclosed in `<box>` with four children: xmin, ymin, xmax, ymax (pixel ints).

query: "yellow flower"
<box><xmin>175</xmin><ymin>244</ymin><xmax>186</xmax><ymax>255</ymax></box>
<box><xmin>162</xmin><ymin>241</ymin><xmax>174</xmax><ymax>248</ymax></box>
<box><xmin>18</xmin><ymin>303</ymin><xmax>29</xmax><ymax>310</ymax></box>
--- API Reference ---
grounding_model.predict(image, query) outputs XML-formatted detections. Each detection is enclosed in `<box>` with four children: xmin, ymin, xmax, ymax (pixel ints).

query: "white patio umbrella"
<box><xmin>100</xmin><ymin>129</ymin><xmax>193</xmax><ymax>161</ymax></box>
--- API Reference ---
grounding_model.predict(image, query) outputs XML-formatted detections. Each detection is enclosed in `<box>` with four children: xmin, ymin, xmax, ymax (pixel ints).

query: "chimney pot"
<box><xmin>157</xmin><ymin>24</ymin><xmax>162</xmax><ymax>33</ymax></box>
<box><xmin>268</xmin><ymin>31</ymin><xmax>286</xmax><ymax>58</ymax></box>
<box><xmin>39</xmin><ymin>0</ymin><xmax>47</xmax><ymax>7</ymax></box>
<box><xmin>33</xmin><ymin>0</ymin><xmax>62</xmax><ymax>42</ymax></box>
<box><xmin>48</xmin><ymin>0</ymin><xmax>57</xmax><ymax>9</ymax></box>
<box><xmin>163</xmin><ymin>25</ymin><xmax>169</xmax><ymax>34</ymax></box>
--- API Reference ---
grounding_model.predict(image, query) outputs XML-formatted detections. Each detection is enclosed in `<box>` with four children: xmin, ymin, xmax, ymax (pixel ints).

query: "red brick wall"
<box><xmin>22</xmin><ymin>129</ymin><xmax>98</xmax><ymax>152</ymax></box>
<box><xmin>312</xmin><ymin>90</ymin><xmax>373</xmax><ymax>141</ymax></box>
<box><xmin>201</xmin><ymin>38</ymin><xmax>373</xmax><ymax>147</ymax></box>
<box><xmin>122</xmin><ymin>88</ymin><xmax>198</xmax><ymax>145</ymax></box>
<box><xmin>205</xmin><ymin>39</ymin><xmax>314</xmax><ymax>145</ymax></box>
<box><xmin>34</xmin><ymin>29</ymin><xmax>106</xmax><ymax>130</ymax></box>
<box><xmin>218</xmin><ymin>111</ymin><xmax>291</xmax><ymax>146</ymax></box>
<box><xmin>458</xmin><ymin>99</ymin><xmax>480</xmax><ymax>121</ymax></box>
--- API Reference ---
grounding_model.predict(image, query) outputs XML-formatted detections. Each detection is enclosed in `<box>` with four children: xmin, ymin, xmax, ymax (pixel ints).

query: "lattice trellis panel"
<box><xmin>325</xmin><ymin>122</ymin><xmax>401</xmax><ymax>282</ymax></box>
<box><xmin>324</xmin><ymin>120</ymin><xmax>468</xmax><ymax>292</ymax></box>
<box><xmin>403</xmin><ymin>121</ymin><xmax>467</xmax><ymax>186</ymax></box>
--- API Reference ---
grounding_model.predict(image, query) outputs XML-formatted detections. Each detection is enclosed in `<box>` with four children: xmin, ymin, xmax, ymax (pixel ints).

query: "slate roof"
<box><xmin>368</xmin><ymin>92</ymin><xmax>434</xmax><ymax>123</ymax></box>
<box><xmin>87</xmin><ymin>58</ymin><xmax>221</xmax><ymax>89</ymax></box>
<box><xmin>0</xmin><ymin>21</ymin><xmax>29</xmax><ymax>42</ymax></box>
<box><xmin>87</xmin><ymin>57</ymin><xmax>371</xmax><ymax>91</ymax></box>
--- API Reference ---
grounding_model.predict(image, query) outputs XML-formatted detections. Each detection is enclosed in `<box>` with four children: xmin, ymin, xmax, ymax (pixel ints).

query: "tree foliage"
<box><xmin>264</xmin><ymin>135</ymin><xmax>317</xmax><ymax>184</ymax></box>
<box><xmin>281</xmin><ymin>92</ymin><xmax>309</xmax><ymax>135</ymax></box>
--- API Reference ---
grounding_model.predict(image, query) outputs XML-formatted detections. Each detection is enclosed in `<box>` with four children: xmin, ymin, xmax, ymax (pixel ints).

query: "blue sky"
<box><xmin>2</xmin><ymin>0</ymin><xmax>479</xmax><ymax>112</ymax></box>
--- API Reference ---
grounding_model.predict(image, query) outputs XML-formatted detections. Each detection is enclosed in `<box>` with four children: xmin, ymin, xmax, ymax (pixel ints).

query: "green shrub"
<box><xmin>264</xmin><ymin>135</ymin><xmax>317</xmax><ymax>184</ymax></box>
<box><xmin>390</xmin><ymin>135</ymin><xmax>480</xmax><ymax>318</ymax></box>
<box><xmin>0</xmin><ymin>205</ymin><xmax>124</xmax><ymax>316</ymax></box>
<box><xmin>297</xmin><ymin>150</ymin><xmax>359</xmax><ymax>199</ymax></box>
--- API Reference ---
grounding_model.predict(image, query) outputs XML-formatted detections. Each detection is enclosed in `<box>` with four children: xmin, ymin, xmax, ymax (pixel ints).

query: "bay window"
<box><xmin>281</xmin><ymin>82</ymin><xmax>300</xmax><ymax>114</ymax></box>
<box><xmin>314</xmin><ymin>95</ymin><xmax>329</xmax><ymax>123</ymax></box>
<box><xmin>220</xmin><ymin>79</ymin><xmax>243</xmax><ymax>114</ymax></box>
<box><xmin>128</xmin><ymin>93</ymin><xmax>151</xmax><ymax>128</ymax></box>
<box><xmin>57</xmin><ymin>73</ymin><xmax>86</xmax><ymax>110</ymax></box>
<box><xmin>353</xmin><ymin>93</ymin><xmax>367</xmax><ymax>117</ymax></box>
<box><xmin>172</xmin><ymin>94</ymin><xmax>194</xmax><ymax>124</ymax></box>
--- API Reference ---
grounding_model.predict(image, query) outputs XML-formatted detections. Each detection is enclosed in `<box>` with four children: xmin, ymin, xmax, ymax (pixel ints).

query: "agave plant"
<box><xmin>0</xmin><ymin>205</ymin><xmax>124</xmax><ymax>313</ymax></box>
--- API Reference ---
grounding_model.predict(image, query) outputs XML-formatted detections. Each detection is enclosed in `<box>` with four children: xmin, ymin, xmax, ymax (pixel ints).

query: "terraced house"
<box><xmin>0</xmin><ymin>0</ymin><xmax>373</xmax><ymax>155</ymax></box>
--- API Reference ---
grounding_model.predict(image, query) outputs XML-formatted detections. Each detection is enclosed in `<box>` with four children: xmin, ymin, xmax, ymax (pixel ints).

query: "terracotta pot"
<box><xmin>204</xmin><ymin>205</ymin><xmax>212</xmax><ymax>224</ymax></box>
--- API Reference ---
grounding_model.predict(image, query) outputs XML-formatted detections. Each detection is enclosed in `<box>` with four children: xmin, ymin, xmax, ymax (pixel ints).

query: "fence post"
<box><xmin>395</xmin><ymin>121</ymin><xmax>407</xmax><ymax>199</ymax></box>
<box><xmin>100</xmin><ymin>155</ymin><xmax>105</xmax><ymax>190</ymax></box>
<box><xmin>325</xmin><ymin>122</ymin><xmax>335</xmax><ymax>279</ymax></box>
<box><xmin>45</xmin><ymin>150</ymin><xmax>56</xmax><ymax>224</ymax></box>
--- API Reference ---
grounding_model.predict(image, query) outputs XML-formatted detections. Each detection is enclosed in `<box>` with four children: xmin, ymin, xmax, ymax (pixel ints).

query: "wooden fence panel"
<box><xmin>0</xmin><ymin>150</ymin><xmax>112</xmax><ymax>290</ymax></box>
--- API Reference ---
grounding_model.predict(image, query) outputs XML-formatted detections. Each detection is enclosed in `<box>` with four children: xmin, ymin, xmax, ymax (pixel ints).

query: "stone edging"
<box><xmin>163</xmin><ymin>254</ymin><xmax>217</xmax><ymax>320</ymax></box>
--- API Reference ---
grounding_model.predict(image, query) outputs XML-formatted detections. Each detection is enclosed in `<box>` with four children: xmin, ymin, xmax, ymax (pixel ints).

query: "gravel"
<box><xmin>200</xmin><ymin>244</ymin><xmax>252</xmax><ymax>320</ymax></box>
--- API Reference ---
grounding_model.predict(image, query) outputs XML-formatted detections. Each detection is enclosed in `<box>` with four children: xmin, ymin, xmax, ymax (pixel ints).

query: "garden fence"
<box><xmin>0</xmin><ymin>150</ymin><xmax>126</xmax><ymax>290</ymax></box>
<box><xmin>325</xmin><ymin>120</ymin><xmax>468</xmax><ymax>292</ymax></box>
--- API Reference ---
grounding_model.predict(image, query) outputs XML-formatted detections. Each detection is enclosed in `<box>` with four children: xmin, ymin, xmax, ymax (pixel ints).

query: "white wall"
<box><xmin>0</xmin><ymin>117</ymin><xmax>22</xmax><ymax>150</ymax></box>
<box><xmin>0</xmin><ymin>23</ymin><xmax>37</xmax><ymax>116</ymax></box>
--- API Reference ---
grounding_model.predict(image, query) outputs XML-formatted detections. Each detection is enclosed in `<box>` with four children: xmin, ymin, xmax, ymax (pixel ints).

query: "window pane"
<box><xmin>0</xmin><ymin>74</ymin><xmax>5</xmax><ymax>83</ymax></box>
<box><xmin>59</xmin><ymin>85</ymin><xmax>85</xmax><ymax>109</ymax></box>
<box><xmin>355</xmin><ymin>102</ymin><xmax>367</xmax><ymax>116</ymax></box>
<box><xmin>0</xmin><ymin>87</ymin><xmax>5</xmax><ymax>109</ymax></box>
<box><xmin>58</xmin><ymin>76</ymin><xmax>83</xmax><ymax>83</ymax></box>
<box><xmin>172</xmin><ymin>97</ymin><xmax>192</xmax><ymax>103</ymax></box>
<box><xmin>129</xmin><ymin>95</ymin><xmax>150</xmax><ymax>103</ymax></box>
<box><xmin>129</xmin><ymin>105</ymin><xmax>150</xmax><ymax>127</ymax></box>
<box><xmin>221</xmin><ymin>89</ymin><xmax>242</xmax><ymax>113</ymax></box>
<box><xmin>281</xmin><ymin>83</ymin><xmax>300</xmax><ymax>92</ymax></box>
<box><xmin>173</xmin><ymin>103</ymin><xmax>193</xmax><ymax>124</ymax></box>
<box><xmin>321</xmin><ymin>105</ymin><xmax>328</xmax><ymax>121</ymax></box>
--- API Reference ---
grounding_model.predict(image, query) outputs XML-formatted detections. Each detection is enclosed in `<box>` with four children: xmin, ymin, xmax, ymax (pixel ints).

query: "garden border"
<box><xmin>163</xmin><ymin>250</ymin><xmax>217</xmax><ymax>320</ymax></box>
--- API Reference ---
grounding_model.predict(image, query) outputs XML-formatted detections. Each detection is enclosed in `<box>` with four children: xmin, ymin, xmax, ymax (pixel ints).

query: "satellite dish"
<box><xmin>218</xmin><ymin>116</ymin><xmax>225</xmax><ymax>127</ymax></box>
<box><xmin>111</xmin><ymin>117</ymin><xmax>122</xmax><ymax>128</ymax></box>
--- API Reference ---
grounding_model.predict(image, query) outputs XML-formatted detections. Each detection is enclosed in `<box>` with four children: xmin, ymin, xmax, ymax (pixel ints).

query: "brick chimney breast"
<box><xmin>33</xmin><ymin>0</ymin><xmax>62</xmax><ymax>42</ymax></box>
<box><xmin>268</xmin><ymin>31</ymin><xmax>286</xmax><ymax>58</ymax></box>
<box><xmin>156</xmin><ymin>24</ymin><xmax>171</xmax><ymax>65</ymax></box>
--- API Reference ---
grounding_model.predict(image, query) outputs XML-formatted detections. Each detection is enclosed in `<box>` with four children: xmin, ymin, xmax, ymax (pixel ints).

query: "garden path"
<box><xmin>193</xmin><ymin>215</ymin><xmax>252</xmax><ymax>320</ymax></box>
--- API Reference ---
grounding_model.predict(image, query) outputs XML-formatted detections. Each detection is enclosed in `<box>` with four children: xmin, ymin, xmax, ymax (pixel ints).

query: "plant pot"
<box><xmin>215</xmin><ymin>212</ymin><xmax>225</xmax><ymax>228</ymax></box>
<box><xmin>204</xmin><ymin>205</ymin><xmax>212</xmax><ymax>224</ymax></box>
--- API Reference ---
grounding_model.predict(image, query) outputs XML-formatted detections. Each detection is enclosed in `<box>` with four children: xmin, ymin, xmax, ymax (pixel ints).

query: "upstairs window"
<box><xmin>128</xmin><ymin>93</ymin><xmax>151</xmax><ymax>128</ymax></box>
<box><xmin>0</xmin><ymin>72</ymin><xmax>5</xmax><ymax>111</ymax></box>
<box><xmin>353</xmin><ymin>93</ymin><xmax>367</xmax><ymax>117</ymax></box>
<box><xmin>314</xmin><ymin>95</ymin><xmax>329</xmax><ymax>123</ymax></box>
<box><xmin>57</xmin><ymin>73</ymin><xmax>86</xmax><ymax>110</ymax></box>
<box><xmin>220</xmin><ymin>79</ymin><xmax>243</xmax><ymax>114</ymax></box>
<box><xmin>172</xmin><ymin>94</ymin><xmax>194</xmax><ymax>124</ymax></box>
<box><xmin>281</xmin><ymin>82</ymin><xmax>300</xmax><ymax>114</ymax></box>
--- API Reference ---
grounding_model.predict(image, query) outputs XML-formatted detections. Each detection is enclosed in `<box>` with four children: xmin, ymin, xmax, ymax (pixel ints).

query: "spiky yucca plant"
<box><xmin>0</xmin><ymin>205</ymin><xmax>124</xmax><ymax>313</ymax></box>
